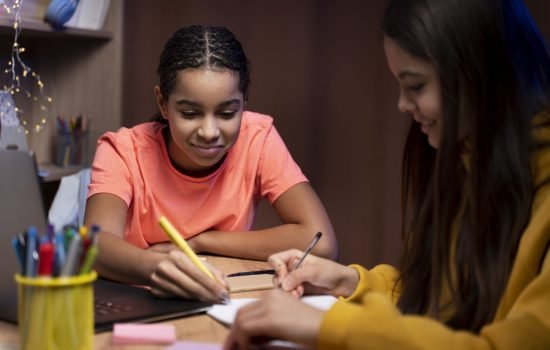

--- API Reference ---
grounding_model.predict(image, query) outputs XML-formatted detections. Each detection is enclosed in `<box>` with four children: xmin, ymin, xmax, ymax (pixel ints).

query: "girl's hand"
<box><xmin>269</xmin><ymin>249</ymin><xmax>359</xmax><ymax>298</ymax></box>
<box><xmin>224</xmin><ymin>289</ymin><xmax>324</xmax><ymax>350</ymax></box>
<box><xmin>149</xmin><ymin>250</ymin><xmax>229</xmax><ymax>304</ymax></box>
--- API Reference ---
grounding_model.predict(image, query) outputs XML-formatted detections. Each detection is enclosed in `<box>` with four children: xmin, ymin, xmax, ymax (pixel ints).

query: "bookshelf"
<box><xmin>0</xmin><ymin>17</ymin><xmax>112</xmax><ymax>39</ymax></box>
<box><xmin>0</xmin><ymin>1</ymin><xmax>123</xmax><ymax>177</ymax></box>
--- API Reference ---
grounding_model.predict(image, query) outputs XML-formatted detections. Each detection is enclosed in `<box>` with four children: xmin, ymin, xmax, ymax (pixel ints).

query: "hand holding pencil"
<box><xmin>155</xmin><ymin>216</ymin><xmax>230</xmax><ymax>304</ymax></box>
<box><xmin>268</xmin><ymin>233</ymin><xmax>360</xmax><ymax>299</ymax></box>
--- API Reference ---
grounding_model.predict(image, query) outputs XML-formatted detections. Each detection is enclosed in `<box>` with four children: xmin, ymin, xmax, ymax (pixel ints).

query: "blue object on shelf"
<box><xmin>45</xmin><ymin>0</ymin><xmax>80</xmax><ymax>27</ymax></box>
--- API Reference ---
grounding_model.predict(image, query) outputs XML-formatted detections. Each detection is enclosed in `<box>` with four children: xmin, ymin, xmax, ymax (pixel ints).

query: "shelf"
<box><xmin>0</xmin><ymin>17</ymin><xmax>112</xmax><ymax>40</ymax></box>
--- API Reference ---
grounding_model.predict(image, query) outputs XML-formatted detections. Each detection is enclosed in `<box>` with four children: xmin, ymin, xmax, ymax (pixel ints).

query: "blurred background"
<box><xmin>2</xmin><ymin>0</ymin><xmax>548</xmax><ymax>268</ymax></box>
<box><xmin>122</xmin><ymin>1</ymin><xmax>549</xmax><ymax>267</ymax></box>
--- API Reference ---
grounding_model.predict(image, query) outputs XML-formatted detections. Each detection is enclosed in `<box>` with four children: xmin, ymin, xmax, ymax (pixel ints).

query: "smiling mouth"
<box><xmin>414</xmin><ymin>118</ymin><xmax>436</xmax><ymax>135</ymax></box>
<box><xmin>414</xmin><ymin>117</ymin><xmax>435</xmax><ymax>127</ymax></box>
<box><xmin>191</xmin><ymin>144</ymin><xmax>224</xmax><ymax>157</ymax></box>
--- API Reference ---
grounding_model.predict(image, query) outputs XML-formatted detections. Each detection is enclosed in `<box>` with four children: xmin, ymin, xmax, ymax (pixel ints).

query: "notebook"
<box><xmin>0</xmin><ymin>149</ymin><xmax>212</xmax><ymax>332</ymax></box>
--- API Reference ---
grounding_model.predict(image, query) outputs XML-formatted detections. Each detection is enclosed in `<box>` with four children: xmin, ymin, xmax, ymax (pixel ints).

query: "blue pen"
<box><xmin>16</xmin><ymin>233</ymin><xmax>27</xmax><ymax>268</ymax></box>
<box><xmin>53</xmin><ymin>231</ymin><xmax>66</xmax><ymax>276</ymax></box>
<box><xmin>25</xmin><ymin>227</ymin><xmax>38</xmax><ymax>277</ymax></box>
<box><xmin>47</xmin><ymin>224</ymin><xmax>55</xmax><ymax>242</ymax></box>
<box><xmin>11</xmin><ymin>237</ymin><xmax>24</xmax><ymax>273</ymax></box>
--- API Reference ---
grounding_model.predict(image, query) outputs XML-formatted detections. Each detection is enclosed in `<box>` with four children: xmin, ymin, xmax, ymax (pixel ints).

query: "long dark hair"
<box><xmin>382</xmin><ymin>0</ymin><xmax>550</xmax><ymax>332</ymax></box>
<box><xmin>153</xmin><ymin>25</ymin><xmax>251</xmax><ymax>123</ymax></box>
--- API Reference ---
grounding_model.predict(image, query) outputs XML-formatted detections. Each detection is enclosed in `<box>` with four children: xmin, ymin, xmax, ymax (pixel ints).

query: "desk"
<box><xmin>0</xmin><ymin>256</ymin><xmax>272</xmax><ymax>349</ymax></box>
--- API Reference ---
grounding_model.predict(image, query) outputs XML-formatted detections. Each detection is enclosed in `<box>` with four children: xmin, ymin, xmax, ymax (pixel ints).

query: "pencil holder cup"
<box><xmin>55</xmin><ymin>130</ymin><xmax>89</xmax><ymax>167</ymax></box>
<box><xmin>15</xmin><ymin>271</ymin><xmax>96</xmax><ymax>350</ymax></box>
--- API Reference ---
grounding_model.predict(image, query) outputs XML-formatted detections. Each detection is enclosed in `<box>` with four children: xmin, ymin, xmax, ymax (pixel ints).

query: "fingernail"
<box><xmin>282</xmin><ymin>279</ymin><xmax>289</xmax><ymax>291</ymax></box>
<box><xmin>220</xmin><ymin>293</ymin><xmax>231</xmax><ymax>305</ymax></box>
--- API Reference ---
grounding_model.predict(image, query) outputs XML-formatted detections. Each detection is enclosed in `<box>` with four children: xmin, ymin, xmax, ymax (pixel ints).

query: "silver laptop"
<box><xmin>0</xmin><ymin>149</ymin><xmax>47</xmax><ymax>323</ymax></box>
<box><xmin>0</xmin><ymin>149</ymin><xmax>212</xmax><ymax>330</ymax></box>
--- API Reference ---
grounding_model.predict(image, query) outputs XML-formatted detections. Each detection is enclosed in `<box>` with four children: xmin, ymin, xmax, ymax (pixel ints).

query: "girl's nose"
<box><xmin>197</xmin><ymin>116</ymin><xmax>220</xmax><ymax>141</ymax></box>
<box><xmin>397</xmin><ymin>92</ymin><xmax>414</xmax><ymax>115</ymax></box>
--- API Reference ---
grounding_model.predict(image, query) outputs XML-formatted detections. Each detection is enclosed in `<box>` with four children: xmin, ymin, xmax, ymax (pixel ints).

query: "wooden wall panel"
<box><xmin>122</xmin><ymin>0</ymin><xmax>550</xmax><ymax>268</ymax></box>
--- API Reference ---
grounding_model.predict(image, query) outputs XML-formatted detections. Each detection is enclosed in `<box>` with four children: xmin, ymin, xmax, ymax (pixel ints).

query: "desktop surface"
<box><xmin>0</xmin><ymin>255</ymin><xmax>271</xmax><ymax>349</ymax></box>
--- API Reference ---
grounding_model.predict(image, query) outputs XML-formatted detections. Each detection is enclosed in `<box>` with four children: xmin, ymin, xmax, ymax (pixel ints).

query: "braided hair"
<box><xmin>157</xmin><ymin>25</ymin><xmax>250</xmax><ymax>102</ymax></box>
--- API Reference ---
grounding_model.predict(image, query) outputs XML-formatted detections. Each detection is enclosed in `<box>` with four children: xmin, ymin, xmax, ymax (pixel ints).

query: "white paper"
<box><xmin>207</xmin><ymin>295</ymin><xmax>337</xmax><ymax>326</ymax></box>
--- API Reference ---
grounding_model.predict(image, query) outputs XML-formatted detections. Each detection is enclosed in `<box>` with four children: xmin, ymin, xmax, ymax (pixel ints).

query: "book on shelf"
<box><xmin>64</xmin><ymin>0</ymin><xmax>110</xmax><ymax>31</ymax></box>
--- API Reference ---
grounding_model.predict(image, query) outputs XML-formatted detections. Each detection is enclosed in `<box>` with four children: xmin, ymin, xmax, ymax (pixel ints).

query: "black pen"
<box><xmin>293</xmin><ymin>231</ymin><xmax>322</xmax><ymax>269</ymax></box>
<box><xmin>226</xmin><ymin>269</ymin><xmax>276</xmax><ymax>277</ymax></box>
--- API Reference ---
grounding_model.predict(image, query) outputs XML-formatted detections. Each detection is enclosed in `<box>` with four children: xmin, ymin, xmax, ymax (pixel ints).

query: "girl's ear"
<box><xmin>154</xmin><ymin>86</ymin><xmax>168</xmax><ymax>120</ymax></box>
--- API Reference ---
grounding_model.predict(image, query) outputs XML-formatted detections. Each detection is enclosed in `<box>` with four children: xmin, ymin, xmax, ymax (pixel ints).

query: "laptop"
<box><xmin>0</xmin><ymin>149</ymin><xmax>212</xmax><ymax>332</ymax></box>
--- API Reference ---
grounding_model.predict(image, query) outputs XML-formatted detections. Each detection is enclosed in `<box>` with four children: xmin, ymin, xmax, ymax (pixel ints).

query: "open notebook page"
<box><xmin>207</xmin><ymin>295</ymin><xmax>338</xmax><ymax>325</ymax></box>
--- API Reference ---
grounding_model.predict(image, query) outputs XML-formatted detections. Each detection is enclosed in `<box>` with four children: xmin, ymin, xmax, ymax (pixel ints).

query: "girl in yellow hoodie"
<box><xmin>225</xmin><ymin>0</ymin><xmax>550</xmax><ymax>349</ymax></box>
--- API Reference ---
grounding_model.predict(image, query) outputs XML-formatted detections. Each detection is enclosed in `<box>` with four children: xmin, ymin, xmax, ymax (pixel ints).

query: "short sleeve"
<box><xmin>257</xmin><ymin>125</ymin><xmax>308</xmax><ymax>203</ymax></box>
<box><xmin>87</xmin><ymin>132</ymin><xmax>133</xmax><ymax>206</ymax></box>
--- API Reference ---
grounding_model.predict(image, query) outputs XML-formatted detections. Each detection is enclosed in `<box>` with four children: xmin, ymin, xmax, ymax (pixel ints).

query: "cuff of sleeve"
<box><xmin>339</xmin><ymin>264</ymin><xmax>370</xmax><ymax>303</ymax></box>
<box><xmin>317</xmin><ymin>300</ymin><xmax>364</xmax><ymax>350</ymax></box>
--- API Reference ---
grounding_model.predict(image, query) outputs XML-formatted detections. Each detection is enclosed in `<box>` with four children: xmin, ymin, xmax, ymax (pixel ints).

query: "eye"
<box><xmin>180</xmin><ymin>111</ymin><xmax>200</xmax><ymax>119</ymax></box>
<box><xmin>218</xmin><ymin>110</ymin><xmax>237</xmax><ymax>120</ymax></box>
<box><xmin>407</xmin><ymin>83</ymin><xmax>425</xmax><ymax>93</ymax></box>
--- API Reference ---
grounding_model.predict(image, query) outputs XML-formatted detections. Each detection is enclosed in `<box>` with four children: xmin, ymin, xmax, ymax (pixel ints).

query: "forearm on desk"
<box><xmin>191</xmin><ymin>224</ymin><xmax>336</xmax><ymax>261</ymax></box>
<box><xmin>95</xmin><ymin>231</ymin><xmax>164</xmax><ymax>285</ymax></box>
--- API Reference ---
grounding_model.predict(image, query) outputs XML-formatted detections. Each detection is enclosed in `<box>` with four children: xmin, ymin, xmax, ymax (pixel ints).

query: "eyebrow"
<box><xmin>175</xmin><ymin>98</ymin><xmax>242</xmax><ymax>108</ymax></box>
<box><xmin>398</xmin><ymin>71</ymin><xmax>424</xmax><ymax>79</ymax></box>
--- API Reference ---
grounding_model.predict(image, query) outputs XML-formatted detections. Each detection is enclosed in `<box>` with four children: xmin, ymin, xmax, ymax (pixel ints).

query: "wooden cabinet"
<box><xmin>0</xmin><ymin>1</ymin><xmax>123</xmax><ymax>172</ymax></box>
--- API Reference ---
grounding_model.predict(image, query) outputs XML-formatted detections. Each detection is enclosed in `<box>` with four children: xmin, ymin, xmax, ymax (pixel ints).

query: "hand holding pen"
<box><xmin>268</xmin><ymin>233</ymin><xmax>360</xmax><ymax>298</ymax></box>
<box><xmin>155</xmin><ymin>216</ymin><xmax>230</xmax><ymax>304</ymax></box>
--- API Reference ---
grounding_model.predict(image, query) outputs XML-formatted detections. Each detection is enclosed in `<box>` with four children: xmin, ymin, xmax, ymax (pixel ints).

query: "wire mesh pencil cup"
<box><xmin>15</xmin><ymin>271</ymin><xmax>96</xmax><ymax>350</ymax></box>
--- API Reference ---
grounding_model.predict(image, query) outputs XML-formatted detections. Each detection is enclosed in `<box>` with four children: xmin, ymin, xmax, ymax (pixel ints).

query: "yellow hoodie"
<box><xmin>319</xmin><ymin>114</ymin><xmax>550</xmax><ymax>349</ymax></box>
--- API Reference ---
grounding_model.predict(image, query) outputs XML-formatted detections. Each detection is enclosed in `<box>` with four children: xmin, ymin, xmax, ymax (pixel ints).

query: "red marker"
<box><xmin>38</xmin><ymin>241</ymin><xmax>54</xmax><ymax>276</ymax></box>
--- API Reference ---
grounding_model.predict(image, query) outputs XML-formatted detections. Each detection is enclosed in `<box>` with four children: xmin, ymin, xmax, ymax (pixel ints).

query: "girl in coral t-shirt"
<box><xmin>84</xmin><ymin>25</ymin><xmax>337</xmax><ymax>303</ymax></box>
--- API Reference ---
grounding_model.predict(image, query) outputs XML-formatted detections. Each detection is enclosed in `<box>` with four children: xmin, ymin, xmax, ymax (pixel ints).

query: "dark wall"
<box><xmin>122</xmin><ymin>1</ymin><xmax>550</xmax><ymax>267</ymax></box>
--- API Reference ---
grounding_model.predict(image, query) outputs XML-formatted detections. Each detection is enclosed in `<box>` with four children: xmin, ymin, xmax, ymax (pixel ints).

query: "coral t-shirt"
<box><xmin>88</xmin><ymin>111</ymin><xmax>308</xmax><ymax>248</ymax></box>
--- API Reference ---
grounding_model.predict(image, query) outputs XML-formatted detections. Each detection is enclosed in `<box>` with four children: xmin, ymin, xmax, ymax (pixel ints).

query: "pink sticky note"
<box><xmin>112</xmin><ymin>323</ymin><xmax>176</xmax><ymax>345</ymax></box>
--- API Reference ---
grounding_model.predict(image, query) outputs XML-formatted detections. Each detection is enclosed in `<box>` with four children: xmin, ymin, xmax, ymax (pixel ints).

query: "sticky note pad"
<box><xmin>112</xmin><ymin>323</ymin><xmax>176</xmax><ymax>345</ymax></box>
<box><xmin>227</xmin><ymin>274</ymin><xmax>275</xmax><ymax>293</ymax></box>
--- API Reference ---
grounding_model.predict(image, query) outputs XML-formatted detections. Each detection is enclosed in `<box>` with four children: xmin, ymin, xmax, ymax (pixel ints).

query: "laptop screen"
<box><xmin>0</xmin><ymin>150</ymin><xmax>48</xmax><ymax>323</ymax></box>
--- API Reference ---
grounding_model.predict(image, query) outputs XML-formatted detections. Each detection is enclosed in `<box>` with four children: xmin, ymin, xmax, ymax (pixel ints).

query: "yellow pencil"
<box><xmin>158</xmin><ymin>216</ymin><xmax>215</xmax><ymax>280</ymax></box>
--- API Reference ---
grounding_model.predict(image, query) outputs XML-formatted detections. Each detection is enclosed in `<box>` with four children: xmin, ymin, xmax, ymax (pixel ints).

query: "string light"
<box><xmin>1</xmin><ymin>0</ymin><xmax>53</xmax><ymax>134</ymax></box>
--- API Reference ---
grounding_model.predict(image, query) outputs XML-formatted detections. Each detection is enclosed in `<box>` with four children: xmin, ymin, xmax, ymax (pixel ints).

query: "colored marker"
<box><xmin>159</xmin><ymin>216</ymin><xmax>230</xmax><ymax>304</ymax></box>
<box><xmin>159</xmin><ymin>216</ymin><xmax>215</xmax><ymax>280</ymax></box>
<box><xmin>53</xmin><ymin>231</ymin><xmax>66</xmax><ymax>276</ymax></box>
<box><xmin>61</xmin><ymin>234</ymin><xmax>81</xmax><ymax>276</ymax></box>
<box><xmin>25</xmin><ymin>227</ymin><xmax>38</xmax><ymax>277</ymax></box>
<box><xmin>79</xmin><ymin>234</ymin><xmax>98</xmax><ymax>275</ymax></box>
<box><xmin>38</xmin><ymin>237</ymin><xmax>54</xmax><ymax>276</ymax></box>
